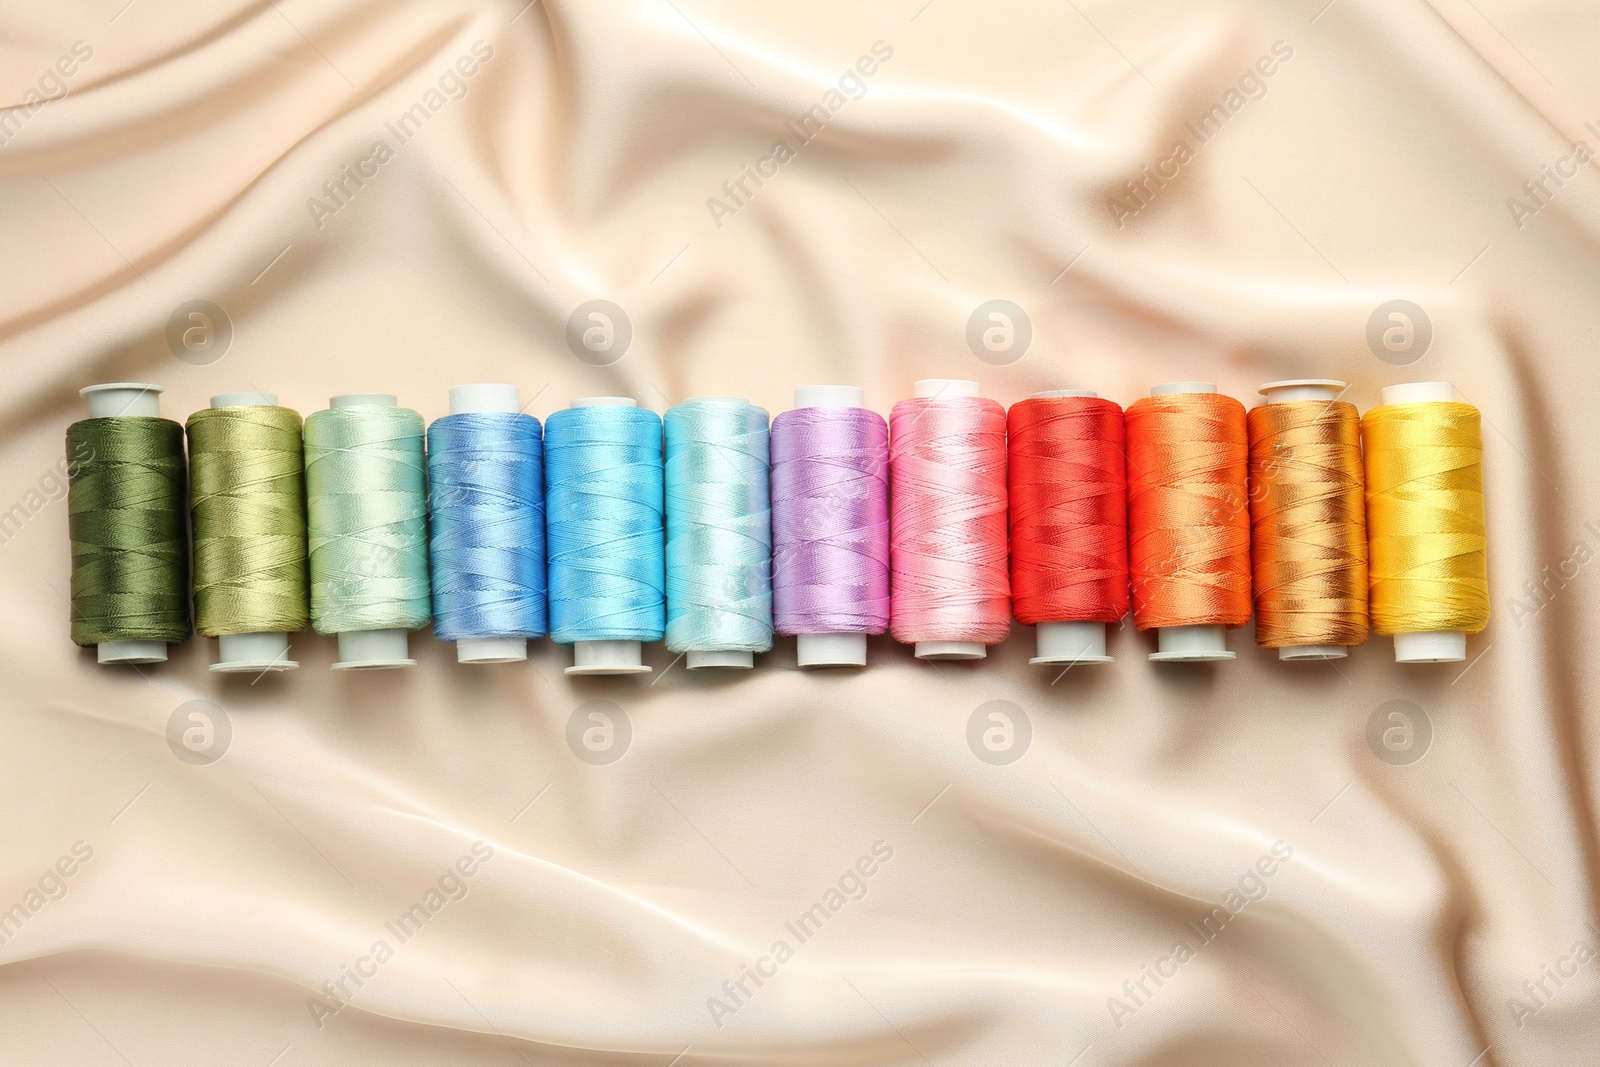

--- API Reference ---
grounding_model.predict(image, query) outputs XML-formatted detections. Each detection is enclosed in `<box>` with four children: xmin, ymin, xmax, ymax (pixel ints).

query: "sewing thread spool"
<box><xmin>544</xmin><ymin>397</ymin><xmax>664</xmax><ymax>675</ymax></box>
<box><xmin>771</xmin><ymin>386</ymin><xmax>889</xmax><ymax>668</ymax></box>
<box><xmin>1007</xmin><ymin>389</ymin><xmax>1127</xmax><ymax>665</ymax></box>
<box><xmin>664</xmin><ymin>397</ymin><xmax>772</xmax><ymax>669</ymax></box>
<box><xmin>67</xmin><ymin>383</ymin><xmax>191</xmax><ymax>663</ymax></box>
<box><xmin>427</xmin><ymin>384</ymin><xmax>546</xmax><ymax>664</ymax></box>
<box><xmin>1247</xmin><ymin>380</ymin><xmax>1367</xmax><ymax>660</ymax></box>
<box><xmin>187</xmin><ymin>393</ymin><xmax>308</xmax><ymax>672</ymax></box>
<box><xmin>889</xmin><ymin>379</ymin><xmax>1010</xmax><ymax>660</ymax></box>
<box><xmin>1125</xmin><ymin>382</ymin><xmax>1251</xmax><ymax>662</ymax></box>
<box><xmin>1362</xmin><ymin>382</ymin><xmax>1489</xmax><ymax>663</ymax></box>
<box><xmin>304</xmin><ymin>394</ymin><xmax>430</xmax><ymax>669</ymax></box>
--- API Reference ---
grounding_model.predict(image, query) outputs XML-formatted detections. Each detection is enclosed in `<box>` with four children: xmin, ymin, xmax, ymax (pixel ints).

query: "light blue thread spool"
<box><xmin>544</xmin><ymin>397</ymin><xmax>664</xmax><ymax>675</ymax></box>
<box><xmin>665</xmin><ymin>396</ymin><xmax>772</xmax><ymax>669</ymax></box>
<box><xmin>428</xmin><ymin>384</ymin><xmax>546</xmax><ymax>664</ymax></box>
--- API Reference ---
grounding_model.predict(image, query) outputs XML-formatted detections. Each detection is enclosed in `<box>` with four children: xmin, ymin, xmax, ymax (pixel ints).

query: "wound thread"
<box><xmin>1362</xmin><ymin>400</ymin><xmax>1489</xmax><ymax>635</ymax></box>
<box><xmin>186</xmin><ymin>405</ymin><xmax>309</xmax><ymax>638</ymax></box>
<box><xmin>66</xmin><ymin>417</ymin><xmax>191</xmax><ymax>646</ymax></box>
<box><xmin>544</xmin><ymin>405</ymin><xmax>665</xmax><ymax>644</ymax></box>
<box><xmin>888</xmin><ymin>393</ymin><xmax>1010</xmax><ymax>645</ymax></box>
<box><xmin>1007</xmin><ymin>396</ymin><xmax>1129</xmax><ymax>625</ymax></box>
<box><xmin>664</xmin><ymin>398</ymin><xmax>773</xmax><ymax>654</ymax></box>
<box><xmin>303</xmin><ymin>403</ymin><xmax>431</xmax><ymax>635</ymax></box>
<box><xmin>1247</xmin><ymin>399</ymin><xmax>1368</xmax><ymax>648</ymax></box>
<box><xmin>1126</xmin><ymin>392</ymin><xmax>1252</xmax><ymax>630</ymax></box>
<box><xmin>427</xmin><ymin>411</ymin><xmax>547</xmax><ymax>641</ymax></box>
<box><xmin>770</xmin><ymin>406</ymin><xmax>890</xmax><ymax>636</ymax></box>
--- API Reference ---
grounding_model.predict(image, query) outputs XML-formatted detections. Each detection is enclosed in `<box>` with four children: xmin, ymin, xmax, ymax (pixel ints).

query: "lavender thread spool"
<box><xmin>771</xmin><ymin>386</ymin><xmax>890</xmax><ymax>667</ymax></box>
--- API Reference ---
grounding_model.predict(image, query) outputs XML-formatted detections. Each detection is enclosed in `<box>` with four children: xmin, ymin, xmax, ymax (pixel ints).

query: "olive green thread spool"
<box><xmin>67</xmin><ymin>383</ymin><xmax>191</xmax><ymax>664</ymax></box>
<box><xmin>304</xmin><ymin>393</ymin><xmax>431</xmax><ymax>669</ymax></box>
<box><xmin>187</xmin><ymin>393</ymin><xmax>309</xmax><ymax>672</ymax></box>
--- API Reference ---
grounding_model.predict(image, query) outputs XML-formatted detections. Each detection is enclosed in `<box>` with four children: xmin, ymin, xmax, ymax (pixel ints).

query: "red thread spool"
<box><xmin>1007</xmin><ymin>390</ymin><xmax>1127</xmax><ymax>665</ymax></box>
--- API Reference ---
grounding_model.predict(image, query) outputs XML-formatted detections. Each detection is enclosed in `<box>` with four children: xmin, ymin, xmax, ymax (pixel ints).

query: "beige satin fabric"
<box><xmin>2</xmin><ymin>0</ymin><xmax>1596</xmax><ymax>1062</ymax></box>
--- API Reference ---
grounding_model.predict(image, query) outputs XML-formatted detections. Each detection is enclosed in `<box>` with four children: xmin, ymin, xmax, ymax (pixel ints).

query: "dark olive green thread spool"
<box><xmin>68</xmin><ymin>383</ymin><xmax>191</xmax><ymax>663</ymax></box>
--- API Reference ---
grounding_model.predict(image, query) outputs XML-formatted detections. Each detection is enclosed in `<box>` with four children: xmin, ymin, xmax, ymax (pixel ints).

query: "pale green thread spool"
<box><xmin>304</xmin><ymin>394</ymin><xmax>430</xmax><ymax>669</ymax></box>
<box><xmin>187</xmin><ymin>393</ymin><xmax>308</xmax><ymax>672</ymax></box>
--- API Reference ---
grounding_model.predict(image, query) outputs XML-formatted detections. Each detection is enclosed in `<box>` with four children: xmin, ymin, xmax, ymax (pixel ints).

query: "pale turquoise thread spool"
<box><xmin>304</xmin><ymin>393</ymin><xmax>431</xmax><ymax>670</ymax></box>
<box><xmin>664</xmin><ymin>396</ymin><xmax>772</xmax><ymax>669</ymax></box>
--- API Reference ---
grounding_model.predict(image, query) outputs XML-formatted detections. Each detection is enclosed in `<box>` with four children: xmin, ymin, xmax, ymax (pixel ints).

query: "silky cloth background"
<box><xmin>1</xmin><ymin>0</ymin><xmax>1596</xmax><ymax>1063</ymax></box>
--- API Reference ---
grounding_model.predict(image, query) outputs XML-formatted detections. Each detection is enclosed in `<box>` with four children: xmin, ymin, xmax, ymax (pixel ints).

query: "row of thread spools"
<box><xmin>65</xmin><ymin>376</ymin><xmax>1488</xmax><ymax>674</ymax></box>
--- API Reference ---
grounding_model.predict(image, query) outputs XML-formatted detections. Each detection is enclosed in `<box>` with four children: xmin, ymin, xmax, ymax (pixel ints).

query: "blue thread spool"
<box><xmin>544</xmin><ymin>397</ymin><xmax>664</xmax><ymax>675</ymax></box>
<box><xmin>428</xmin><ymin>384</ymin><xmax>546</xmax><ymax>664</ymax></box>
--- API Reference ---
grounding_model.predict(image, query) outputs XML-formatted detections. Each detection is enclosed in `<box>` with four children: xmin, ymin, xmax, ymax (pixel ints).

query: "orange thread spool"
<box><xmin>1125</xmin><ymin>384</ymin><xmax>1251</xmax><ymax>661</ymax></box>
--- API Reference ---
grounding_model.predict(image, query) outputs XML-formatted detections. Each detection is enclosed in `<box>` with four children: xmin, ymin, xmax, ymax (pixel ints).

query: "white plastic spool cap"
<box><xmin>206</xmin><ymin>393</ymin><xmax>300</xmax><ymax>672</ymax></box>
<box><xmin>324</xmin><ymin>394</ymin><xmax>416</xmax><ymax>669</ymax></box>
<box><xmin>789</xmin><ymin>387</ymin><xmax>870</xmax><ymax>667</ymax></box>
<box><xmin>82</xmin><ymin>382</ymin><xmax>162</xmax><ymax>418</ymax></box>
<box><xmin>796</xmin><ymin>632</ymin><xmax>867</xmax><ymax>668</ymax></box>
<box><xmin>794</xmin><ymin>385</ymin><xmax>862</xmax><ymax>409</ymax></box>
<box><xmin>81</xmin><ymin>384</ymin><xmax>169</xmax><ymax>664</ymax></box>
<box><xmin>911</xmin><ymin>381</ymin><xmax>988</xmax><ymax>660</ymax></box>
<box><xmin>445</xmin><ymin>385</ymin><xmax>530</xmax><ymax>664</ymax></box>
<box><xmin>1381</xmin><ymin>381</ymin><xmax>1467</xmax><ymax>663</ymax></box>
<box><xmin>450</xmin><ymin>383</ymin><xmax>519</xmax><ymax>415</ymax></box>
<box><xmin>914</xmin><ymin>378</ymin><xmax>980</xmax><ymax>399</ymax></box>
<box><xmin>1025</xmin><ymin>391</ymin><xmax>1113</xmax><ymax>665</ymax></box>
<box><xmin>563</xmin><ymin>396</ymin><xmax>651</xmax><ymax>675</ymax></box>
<box><xmin>1257</xmin><ymin>381</ymin><xmax>1351</xmax><ymax>662</ymax></box>
<box><xmin>1145</xmin><ymin>384</ymin><xmax>1234</xmax><ymax>662</ymax></box>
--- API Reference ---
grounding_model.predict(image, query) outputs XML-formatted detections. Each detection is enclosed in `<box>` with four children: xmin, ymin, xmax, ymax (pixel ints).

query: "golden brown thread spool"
<box><xmin>1246</xmin><ymin>380</ymin><xmax>1368</xmax><ymax>660</ymax></box>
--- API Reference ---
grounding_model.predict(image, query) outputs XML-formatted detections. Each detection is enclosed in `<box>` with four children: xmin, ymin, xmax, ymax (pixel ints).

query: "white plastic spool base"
<box><xmin>916</xmin><ymin>641</ymin><xmax>986</xmax><ymax>661</ymax></box>
<box><xmin>446</xmin><ymin>385</ymin><xmax>530</xmax><ymax>664</ymax></box>
<box><xmin>1031</xmin><ymin>621</ymin><xmax>1113</xmax><ymax>666</ymax></box>
<box><xmin>82</xmin><ymin>384</ymin><xmax>170</xmax><ymax>663</ymax></box>
<box><xmin>81</xmin><ymin>382</ymin><xmax>162</xmax><ymax>418</ymax></box>
<box><xmin>97</xmin><ymin>640</ymin><xmax>167</xmax><ymax>665</ymax></box>
<box><xmin>1149</xmin><ymin>624</ymin><xmax>1235</xmax><ymax>663</ymax></box>
<box><xmin>458</xmin><ymin>636</ymin><xmax>527</xmax><ymax>664</ymax></box>
<box><xmin>1381</xmin><ymin>382</ymin><xmax>1466</xmax><ymax>663</ymax></box>
<box><xmin>914</xmin><ymin>378</ymin><xmax>980</xmax><ymax>399</ymax></box>
<box><xmin>206</xmin><ymin>394</ymin><xmax>299</xmax><ymax>672</ymax></box>
<box><xmin>563</xmin><ymin>397</ymin><xmax>654</xmax><ymax>676</ymax></box>
<box><xmin>687</xmin><ymin>649</ymin><xmax>754</xmax><ymax>670</ymax></box>
<box><xmin>796</xmin><ymin>632</ymin><xmax>867</xmax><ymax>668</ymax></box>
<box><xmin>568</xmin><ymin>640</ymin><xmax>650</xmax><ymax>676</ymax></box>
<box><xmin>213</xmin><ymin>631</ymin><xmax>297</xmax><ymax>673</ymax></box>
<box><xmin>331</xmin><ymin>628</ymin><xmax>415</xmax><ymax>670</ymax></box>
<box><xmin>1394</xmin><ymin>630</ymin><xmax>1467</xmax><ymax>663</ymax></box>
<box><xmin>1258</xmin><ymin>380</ymin><xmax>1352</xmax><ymax>662</ymax></box>
<box><xmin>794</xmin><ymin>385</ymin><xmax>863</xmax><ymax>409</ymax></box>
